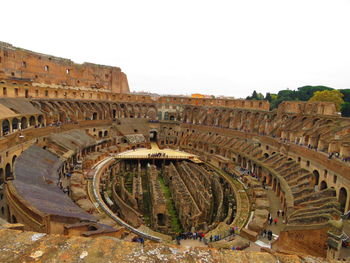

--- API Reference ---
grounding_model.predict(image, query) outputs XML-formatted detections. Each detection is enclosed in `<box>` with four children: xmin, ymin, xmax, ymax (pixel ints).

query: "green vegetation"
<box><xmin>141</xmin><ymin>170</ymin><xmax>152</xmax><ymax>226</ymax></box>
<box><xmin>309</xmin><ymin>90</ymin><xmax>344</xmax><ymax>111</ymax></box>
<box><xmin>158</xmin><ymin>176</ymin><xmax>183</xmax><ymax>234</ymax></box>
<box><xmin>246</xmin><ymin>85</ymin><xmax>350</xmax><ymax>117</ymax></box>
<box><xmin>124</xmin><ymin>172</ymin><xmax>134</xmax><ymax>194</ymax></box>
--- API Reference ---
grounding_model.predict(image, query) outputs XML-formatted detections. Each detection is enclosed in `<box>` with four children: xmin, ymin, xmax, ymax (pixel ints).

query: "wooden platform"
<box><xmin>115</xmin><ymin>143</ymin><xmax>202</xmax><ymax>163</ymax></box>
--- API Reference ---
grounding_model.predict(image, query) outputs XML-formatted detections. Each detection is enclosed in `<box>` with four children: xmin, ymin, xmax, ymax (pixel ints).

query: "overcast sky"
<box><xmin>1</xmin><ymin>0</ymin><xmax>350</xmax><ymax>98</ymax></box>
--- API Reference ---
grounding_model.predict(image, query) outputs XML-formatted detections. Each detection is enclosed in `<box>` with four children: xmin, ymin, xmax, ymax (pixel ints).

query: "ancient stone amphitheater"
<box><xmin>0</xmin><ymin>42</ymin><xmax>349</xmax><ymax>262</ymax></box>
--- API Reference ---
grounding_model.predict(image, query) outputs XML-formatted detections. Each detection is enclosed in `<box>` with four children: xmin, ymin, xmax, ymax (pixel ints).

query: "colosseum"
<box><xmin>0</xmin><ymin>41</ymin><xmax>349</xmax><ymax>262</ymax></box>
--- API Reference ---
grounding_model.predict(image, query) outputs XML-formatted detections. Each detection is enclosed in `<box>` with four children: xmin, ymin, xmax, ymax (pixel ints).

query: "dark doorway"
<box><xmin>320</xmin><ymin>181</ymin><xmax>327</xmax><ymax>190</ymax></box>
<box><xmin>339</xmin><ymin>187</ymin><xmax>348</xmax><ymax>213</ymax></box>
<box><xmin>150</xmin><ymin>130</ymin><xmax>157</xmax><ymax>142</ymax></box>
<box><xmin>5</xmin><ymin>163</ymin><xmax>11</xmax><ymax>180</ymax></box>
<box><xmin>157</xmin><ymin>213</ymin><xmax>165</xmax><ymax>226</ymax></box>
<box><xmin>2</xmin><ymin>119</ymin><xmax>10</xmax><ymax>135</ymax></box>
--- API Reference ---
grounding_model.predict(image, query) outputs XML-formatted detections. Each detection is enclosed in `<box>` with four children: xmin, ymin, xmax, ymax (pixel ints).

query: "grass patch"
<box><xmin>158</xmin><ymin>176</ymin><xmax>183</xmax><ymax>233</ymax></box>
<box><xmin>124</xmin><ymin>172</ymin><xmax>134</xmax><ymax>194</ymax></box>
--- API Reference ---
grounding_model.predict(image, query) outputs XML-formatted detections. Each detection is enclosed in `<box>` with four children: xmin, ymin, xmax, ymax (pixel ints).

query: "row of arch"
<box><xmin>28</xmin><ymin>100</ymin><xmax>343</xmax><ymax>156</ymax></box>
<box><xmin>1</xmin><ymin>115</ymin><xmax>44</xmax><ymax>136</ymax></box>
<box><xmin>31</xmin><ymin>100</ymin><xmax>159</xmax><ymax>124</ymax></box>
<box><xmin>312</xmin><ymin>169</ymin><xmax>349</xmax><ymax>213</ymax></box>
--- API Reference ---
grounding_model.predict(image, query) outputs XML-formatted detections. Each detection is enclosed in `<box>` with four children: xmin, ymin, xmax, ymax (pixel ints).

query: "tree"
<box><xmin>297</xmin><ymin>86</ymin><xmax>333</xmax><ymax>101</ymax></box>
<box><xmin>246</xmin><ymin>90</ymin><xmax>263</xmax><ymax>100</ymax></box>
<box><xmin>341</xmin><ymin>102</ymin><xmax>350</xmax><ymax>117</ymax></box>
<box><xmin>308</xmin><ymin>90</ymin><xmax>344</xmax><ymax>111</ymax></box>
<box><xmin>277</xmin><ymin>89</ymin><xmax>297</xmax><ymax>100</ymax></box>
<box><xmin>265</xmin><ymin>93</ymin><xmax>272</xmax><ymax>102</ymax></box>
<box><xmin>339</xmin><ymin>89</ymin><xmax>350</xmax><ymax>103</ymax></box>
<box><xmin>252</xmin><ymin>90</ymin><xmax>258</xmax><ymax>99</ymax></box>
<box><xmin>257</xmin><ymin>92</ymin><xmax>264</xmax><ymax>100</ymax></box>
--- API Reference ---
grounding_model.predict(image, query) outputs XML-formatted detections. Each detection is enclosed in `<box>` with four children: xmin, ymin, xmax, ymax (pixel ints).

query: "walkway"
<box><xmin>179</xmin><ymin>239</ymin><xmax>207</xmax><ymax>248</ymax></box>
<box><xmin>233</xmin><ymin>167</ymin><xmax>286</xmax><ymax>249</ymax></box>
<box><xmin>254</xmin><ymin>186</ymin><xmax>286</xmax><ymax>245</ymax></box>
<box><xmin>150</xmin><ymin>142</ymin><xmax>159</xmax><ymax>150</ymax></box>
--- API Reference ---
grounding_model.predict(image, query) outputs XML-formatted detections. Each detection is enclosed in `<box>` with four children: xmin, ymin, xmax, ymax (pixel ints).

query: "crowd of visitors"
<box><xmin>176</xmin><ymin>232</ymin><xmax>206</xmax><ymax>245</ymax></box>
<box><xmin>132</xmin><ymin>236</ymin><xmax>145</xmax><ymax>244</ymax></box>
<box><xmin>148</xmin><ymin>152</ymin><xmax>167</xmax><ymax>158</ymax></box>
<box><xmin>258</xmin><ymin>132</ymin><xmax>350</xmax><ymax>163</ymax></box>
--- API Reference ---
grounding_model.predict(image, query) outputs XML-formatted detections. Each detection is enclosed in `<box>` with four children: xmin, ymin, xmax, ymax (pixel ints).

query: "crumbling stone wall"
<box><xmin>148</xmin><ymin>165</ymin><xmax>168</xmax><ymax>231</ymax></box>
<box><xmin>164</xmin><ymin>162</ymin><xmax>201</xmax><ymax>231</ymax></box>
<box><xmin>176</xmin><ymin>162</ymin><xmax>213</xmax><ymax>224</ymax></box>
<box><xmin>0</xmin><ymin>42</ymin><xmax>129</xmax><ymax>93</ymax></box>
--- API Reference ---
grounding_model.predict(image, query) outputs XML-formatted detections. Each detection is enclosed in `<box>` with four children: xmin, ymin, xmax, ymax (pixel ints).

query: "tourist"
<box><xmin>274</xmin><ymin>218</ymin><xmax>278</xmax><ymax>225</ymax></box>
<box><xmin>269</xmin><ymin>217</ymin><xmax>273</xmax><ymax>225</ymax></box>
<box><xmin>281</xmin><ymin>210</ymin><xmax>284</xmax><ymax>217</ymax></box>
<box><xmin>277</xmin><ymin>210</ymin><xmax>280</xmax><ymax>217</ymax></box>
<box><xmin>229</xmin><ymin>227</ymin><xmax>235</xmax><ymax>235</ymax></box>
<box><xmin>209</xmin><ymin>235</ymin><xmax>213</xmax><ymax>242</ymax></box>
<box><xmin>176</xmin><ymin>235</ymin><xmax>181</xmax><ymax>245</ymax></box>
<box><xmin>199</xmin><ymin>232</ymin><xmax>203</xmax><ymax>241</ymax></box>
<box><xmin>267</xmin><ymin>230</ymin><xmax>273</xmax><ymax>241</ymax></box>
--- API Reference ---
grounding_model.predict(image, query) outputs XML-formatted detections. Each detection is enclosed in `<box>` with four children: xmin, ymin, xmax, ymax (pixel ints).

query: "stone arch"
<box><xmin>38</xmin><ymin>115</ymin><xmax>44</xmax><ymax>126</ymax></box>
<box><xmin>29</xmin><ymin>116</ymin><xmax>36</xmax><ymax>126</ymax></box>
<box><xmin>0</xmin><ymin>168</ymin><xmax>3</xmax><ymax>184</ymax></box>
<box><xmin>146</xmin><ymin>106</ymin><xmax>157</xmax><ymax>120</ymax></box>
<box><xmin>242</xmin><ymin>157</ymin><xmax>247</xmax><ymax>168</ymax></box>
<box><xmin>20</xmin><ymin>116</ymin><xmax>28</xmax><ymax>129</ymax></box>
<box><xmin>237</xmin><ymin>155</ymin><xmax>242</xmax><ymax>165</ymax></box>
<box><xmin>12</xmin><ymin>118</ymin><xmax>19</xmax><ymax>131</ymax></box>
<box><xmin>91</xmin><ymin>103</ymin><xmax>103</xmax><ymax>119</ymax></box>
<box><xmin>134</xmin><ymin>104</ymin><xmax>141</xmax><ymax>118</ymax></box>
<box><xmin>272</xmin><ymin>178</ymin><xmax>277</xmax><ymax>191</ymax></box>
<box><xmin>339</xmin><ymin>187</ymin><xmax>348</xmax><ymax>213</ymax></box>
<box><xmin>12</xmin><ymin>155</ymin><xmax>17</xmax><ymax>169</ymax></box>
<box><xmin>2</xmin><ymin>119</ymin><xmax>10</xmax><ymax>135</ymax></box>
<box><xmin>59</xmin><ymin>112</ymin><xmax>67</xmax><ymax>123</ymax></box>
<box><xmin>150</xmin><ymin>129</ymin><xmax>158</xmax><ymax>142</ymax></box>
<box><xmin>312</xmin><ymin>170</ymin><xmax>320</xmax><ymax>187</ymax></box>
<box><xmin>164</xmin><ymin>112</ymin><xmax>169</xmax><ymax>120</ymax></box>
<box><xmin>157</xmin><ymin>213</ymin><xmax>165</xmax><ymax>226</ymax></box>
<box><xmin>320</xmin><ymin>180</ymin><xmax>327</xmax><ymax>190</ymax></box>
<box><xmin>277</xmin><ymin>182</ymin><xmax>281</xmax><ymax>195</ymax></box>
<box><xmin>312</xmin><ymin>118</ymin><xmax>320</xmax><ymax>126</ymax></box>
<box><xmin>5</xmin><ymin>163</ymin><xmax>11</xmax><ymax>180</ymax></box>
<box><xmin>267</xmin><ymin>173</ymin><xmax>272</xmax><ymax>185</ymax></box>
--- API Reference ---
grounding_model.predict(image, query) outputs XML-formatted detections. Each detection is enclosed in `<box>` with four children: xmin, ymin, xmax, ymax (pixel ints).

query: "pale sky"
<box><xmin>1</xmin><ymin>0</ymin><xmax>350</xmax><ymax>98</ymax></box>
